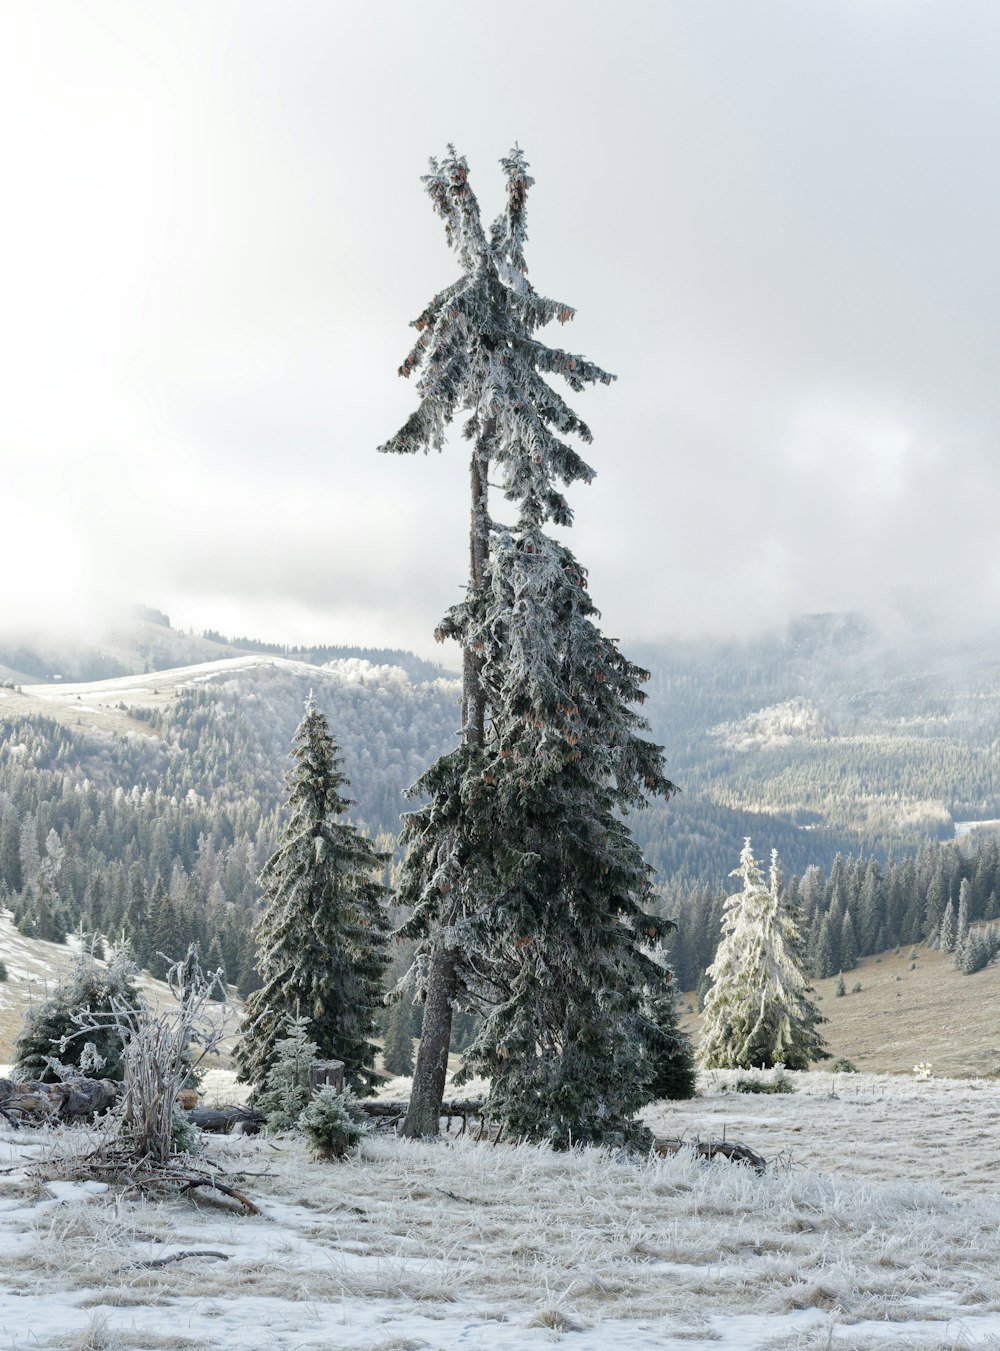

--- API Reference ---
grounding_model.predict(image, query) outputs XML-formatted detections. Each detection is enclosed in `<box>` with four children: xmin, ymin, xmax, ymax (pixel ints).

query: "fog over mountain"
<box><xmin>3</xmin><ymin>3</ymin><xmax>1000</xmax><ymax>656</ymax></box>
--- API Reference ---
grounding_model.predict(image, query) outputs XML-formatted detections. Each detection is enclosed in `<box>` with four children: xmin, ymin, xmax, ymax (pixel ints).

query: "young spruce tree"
<box><xmin>382</xmin><ymin>146</ymin><xmax>683</xmax><ymax>1144</ymax></box>
<box><xmin>235</xmin><ymin>698</ymin><xmax>390</xmax><ymax>1095</ymax></box>
<box><xmin>698</xmin><ymin>840</ymin><xmax>828</xmax><ymax>1071</ymax></box>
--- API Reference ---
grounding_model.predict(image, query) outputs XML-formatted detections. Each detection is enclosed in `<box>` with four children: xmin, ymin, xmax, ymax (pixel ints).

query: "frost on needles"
<box><xmin>235</xmin><ymin>697</ymin><xmax>390</xmax><ymax>1095</ymax></box>
<box><xmin>698</xmin><ymin>839</ymin><xmax>829</xmax><ymax>1071</ymax></box>
<box><xmin>381</xmin><ymin>145</ymin><xmax>692</xmax><ymax>1146</ymax></box>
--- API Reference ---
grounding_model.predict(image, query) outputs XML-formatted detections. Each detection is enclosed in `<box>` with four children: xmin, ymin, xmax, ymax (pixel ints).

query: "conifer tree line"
<box><xmin>668</xmin><ymin>832</ymin><xmax>1000</xmax><ymax>991</ymax></box>
<box><xmin>0</xmin><ymin>671</ymin><xmax>434</xmax><ymax>988</ymax></box>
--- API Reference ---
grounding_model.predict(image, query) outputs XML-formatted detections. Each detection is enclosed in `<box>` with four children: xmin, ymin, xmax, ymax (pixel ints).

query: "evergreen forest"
<box><xmin>4</xmin><ymin>607</ymin><xmax>1000</xmax><ymax>1005</ymax></box>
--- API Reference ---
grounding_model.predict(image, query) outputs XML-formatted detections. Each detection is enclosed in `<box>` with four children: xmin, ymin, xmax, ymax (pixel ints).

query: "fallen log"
<box><xmin>654</xmin><ymin>1136</ymin><xmax>767</xmax><ymax>1173</ymax></box>
<box><xmin>185</xmin><ymin>1107</ymin><xmax>265</xmax><ymax>1136</ymax></box>
<box><xmin>48</xmin><ymin>1078</ymin><xmax>121</xmax><ymax>1121</ymax></box>
<box><xmin>0</xmin><ymin>1079</ymin><xmax>57</xmax><ymax>1123</ymax></box>
<box><xmin>0</xmin><ymin>1075</ymin><xmax>123</xmax><ymax>1125</ymax></box>
<box><xmin>360</xmin><ymin>1097</ymin><xmax>487</xmax><ymax>1135</ymax></box>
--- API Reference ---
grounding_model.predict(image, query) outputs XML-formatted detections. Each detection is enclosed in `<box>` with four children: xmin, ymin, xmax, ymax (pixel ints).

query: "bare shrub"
<box><xmin>62</xmin><ymin>945</ymin><xmax>232</xmax><ymax>1165</ymax></box>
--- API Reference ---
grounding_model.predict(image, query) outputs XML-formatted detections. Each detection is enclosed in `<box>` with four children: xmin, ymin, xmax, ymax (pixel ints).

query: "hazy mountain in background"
<box><xmin>0</xmin><ymin>604</ymin><xmax>452</xmax><ymax>687</ymax></box>
<box><xmin>4</xmin><ymin>606</ymin><xmax>1000</xmax><ymax>998</ymax></box>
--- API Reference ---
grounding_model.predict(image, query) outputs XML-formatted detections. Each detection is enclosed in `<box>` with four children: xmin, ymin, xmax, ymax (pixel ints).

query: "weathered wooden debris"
<box><xmin>0</xmin><ymin>1078</ymin><xmax>55</xmax><ymax>1125</ymax></box>
<box><xmin>653</xmin><ymin>1136</ymin><xmax>767</xmax><ymax>1173</ymax></box>
<box><xmin>58</xmin><ymin>1147</ymin><xmax>262</xmax><ymax>1215</ymax></box>
<box><xmin>48</xmin><ymin>1078</ymin><xmax>122</xmax><ymax>1121</ymax></box>
<box><xmin>360</xmin><ymin>1097</ymin><xmax>486</xmax><ymax>1134</ymax></box>
<box><xmin>185</xmin><ymin>1106</ymin><xmax>266</xmax><ymax>1136</ymax></box>
<box><xmin>0</xmin><ymin>1076</ymin><xmax>120</xmax><ymax>1125</ymax></box>
<box><xmin>308</xmin><ymin>1060</ymin><xmax>345</xmax><ymax>1096</ymax></box>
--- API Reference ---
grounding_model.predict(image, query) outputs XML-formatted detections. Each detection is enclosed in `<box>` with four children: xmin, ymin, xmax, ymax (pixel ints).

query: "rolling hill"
<box><xmin>5</xmin><ymin>607</ymin><xmax>1000</xmax><ymax>1014</ymax></box>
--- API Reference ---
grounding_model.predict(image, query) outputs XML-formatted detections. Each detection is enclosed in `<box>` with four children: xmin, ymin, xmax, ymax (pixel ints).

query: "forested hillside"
<box><xmin>0</xmin><ymin>651</ymin><xmax>461</xmax><ymax>992</ymax></box>
<box><xmin>4</xmin><ymin>610</ymin><xmax>1000</xmax><ymax>998</ymax></box>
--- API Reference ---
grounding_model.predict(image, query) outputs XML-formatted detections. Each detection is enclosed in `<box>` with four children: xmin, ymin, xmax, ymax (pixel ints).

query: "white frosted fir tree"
<box><xmin>383</xmin><ymin>146</ymin><xmax>681</xmax><ymax>1145</ymax></box>
<box><xmin>235</xmin><ymin>698</ymin><xmax>390</xmax><ymax>1094</ymax></box>
<box><xmin>380</xmin><ymin>146</ymin><xmax>622</xmax><ymax>1137</ymax></box>
<box><xmin>698</xmin><ymin>840</ymin><xmax>828</xmax><ymax>1071</ymax></box>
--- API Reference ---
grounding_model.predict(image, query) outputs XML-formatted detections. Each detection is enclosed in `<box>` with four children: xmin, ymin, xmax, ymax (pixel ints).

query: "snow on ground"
<box><xmin>643</xmin><ymin>1067</ymin><xmax>1000</xmax><ymax>1191</ymax></box>
<box><xmin>2</xmin><ymin>1072</ymin><xmax>1000</xmax><ymax>1349</ymax></box>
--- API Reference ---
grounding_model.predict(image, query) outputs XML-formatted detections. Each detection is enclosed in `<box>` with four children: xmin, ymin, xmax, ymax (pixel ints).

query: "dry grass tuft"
<box><xmin>525</xmin><ymin>1306</ymin><xmax>589</xmax><ymax>1332</ymax></box>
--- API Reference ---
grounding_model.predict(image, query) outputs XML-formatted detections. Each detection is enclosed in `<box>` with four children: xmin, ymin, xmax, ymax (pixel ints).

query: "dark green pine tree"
<box><xmin>422</xmin><ymin>526</ymin><xmax>681</xmax><ymax>1146</ymax></box>
<box><xmin>149</xmin><ymin>879</ymin><xmax>183</xmax><ymax>980</ymax></box>
<box><xmin>381</xmin><ymin>145</ymin><xmax>616</xmax><ymax>1140</ymax></box>
<box><xmin>234</xmin><ymin>698</ymin><xmax>390</xmax><ymax>1095</ymax></box>
<box><xmin>381</xmin><ymin>993</ymin><xmax>416</xmax><ymax>1078</ymax></box>
<box><xmin>14</xmin><ymin>950</ymin><xmax>142</xmax><ymax>1082</ymax></box>
<box><xmin>123</xmin><ymin>863</ymin><xmax>150</xmax><ymax>968</ymax></box>
<box><xmin>642</xmin><ymin>951</ymin><xmax>697</xmax><ymax>1102</ymax></box>
<box><xmin>382</xmin><ymin>145</ymin><xmax>678</xmax><ymax>1142</ymax></box>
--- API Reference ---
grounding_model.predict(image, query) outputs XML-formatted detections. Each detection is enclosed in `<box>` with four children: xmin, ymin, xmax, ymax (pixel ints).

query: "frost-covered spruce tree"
<box><xmin>422</xmin><ymin>527</ymin><xmax>679</xmax><ymax>1145</ymax></box>
<box><xmin>698</xmin><ymin>841</ymin><xmax>828</xmax><ymax>1071</ymax></box>
<box><xmin>383</xmin><ymin>146</ymin><xmax>683</xmax><ymax>1145</ymax></box>
<box><xmin>235</xmin><ymin>698</ymin><xmax>390</xmax><ymax>1095</ymax></box>
<box><xmin>381</xmin><ymin>146</ymin><xmax>621</xmax><ymax>1137</ymax></box>
<box><xmin>14</xmin><ymin>949</ymin><xmax>142</xmax><ymax>1082</ymax></box>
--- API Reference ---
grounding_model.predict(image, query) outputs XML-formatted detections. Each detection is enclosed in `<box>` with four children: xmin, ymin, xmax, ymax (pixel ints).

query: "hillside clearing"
<box><xmin>679</xmin><ymin>939</ymin><xmax>1000</xmax><ymax>1079</ymax></box>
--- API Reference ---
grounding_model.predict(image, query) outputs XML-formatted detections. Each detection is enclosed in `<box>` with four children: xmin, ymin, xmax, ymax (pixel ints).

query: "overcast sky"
<box><xmin>2</xmin><ymin>1</ymin><xmax>999</xmax><ymax>657</ymax></box>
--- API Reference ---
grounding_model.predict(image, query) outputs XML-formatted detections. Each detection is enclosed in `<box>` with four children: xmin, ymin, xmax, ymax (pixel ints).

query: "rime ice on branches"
<box><xmin>381</xmin><ymin>147</ymin><xmax>688</xmax><ymax>1145</ymax></box>
<box><xmin>235</xmin><ymin>698</ymin><xmax>390</xmax><ymax>1095</ymax></box>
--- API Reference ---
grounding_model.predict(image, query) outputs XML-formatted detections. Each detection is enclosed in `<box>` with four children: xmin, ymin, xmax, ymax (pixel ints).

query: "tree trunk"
<box><xmin>402</xmin><ymin>435</ymin><xmax>492</xmax><ymax>1140</ymax></box>
<box><xmin>308</xmin><ymin>1060</ymin><xmax>344</xmax><ymax>1097</ymax></box>
<box><xmin>401</xmin><ymin>942</ymin><xmax>459</xmax><ymax>1136</ymax></box>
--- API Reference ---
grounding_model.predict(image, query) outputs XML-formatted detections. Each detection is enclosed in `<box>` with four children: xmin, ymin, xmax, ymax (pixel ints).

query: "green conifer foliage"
<box><xmin>442</xmin><ymin>530</ymin><xmax>679</xmax><ymax>1145</ymax></box>
<box><xmin>385</xmin><ymin>148</ymin><xmax>681</xmax><ymax>1146</ymax></box>
<box><xmin>643</xmin><ymin>955</ymin><xmax>697</xmax><ymax>1101</ymax></box>
<box><xmin>698</xmin><ymin>840</ymin><xmax>828</xmax><ymax>1071</ymax></box>
<box><xmin>149</xmin><ymin>879</ymin><xmax>183</xmax><ymax>980</ymax></box>
<box><xmin>235</xmin><ymin>699</ymin><xmax>390</xmax><ymax>1094</ymax></box>
<box><xmin>13</xmin><ymin>950</ymin><xmax>142</xmax><ymax>1082</ymax></box>
<box><xmin>381</xmin><ymin>994</ymin><xmax>415</xmax><ymax>1078</ymax></box>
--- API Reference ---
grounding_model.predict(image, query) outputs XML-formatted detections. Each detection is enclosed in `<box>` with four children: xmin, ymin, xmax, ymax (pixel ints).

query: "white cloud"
<box><xmin>3</xmin><ymin>1</ymin><xmax>999</xmax><ymax>652</ymax></box>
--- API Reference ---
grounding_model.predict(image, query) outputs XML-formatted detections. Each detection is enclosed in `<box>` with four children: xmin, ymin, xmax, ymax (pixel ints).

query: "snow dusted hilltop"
<box><xmin>379</xmin><ymin>146</ymin><xmax>690</xmax><ymax>1145</ymax></box>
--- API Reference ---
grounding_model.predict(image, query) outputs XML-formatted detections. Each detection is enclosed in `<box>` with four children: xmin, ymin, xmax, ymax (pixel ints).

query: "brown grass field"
<box><xmin>679</xmin><ymin>932</ymin><xmax>1000</xmax><ymax>1078</ymax></box>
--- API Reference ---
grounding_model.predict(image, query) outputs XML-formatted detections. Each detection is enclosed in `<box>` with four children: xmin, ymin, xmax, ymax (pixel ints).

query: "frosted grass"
<box><xmin>1</xmin><ymin>1072</ymin><xmax>999</xmax><ymax>1348</ymax></box>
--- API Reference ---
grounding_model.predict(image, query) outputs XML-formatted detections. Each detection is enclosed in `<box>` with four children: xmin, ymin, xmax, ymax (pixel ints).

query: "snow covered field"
<box><xmin>2</xmin><ymin>1071</ymin><xmax>1000</xmax><ymax>1350</ymax></box>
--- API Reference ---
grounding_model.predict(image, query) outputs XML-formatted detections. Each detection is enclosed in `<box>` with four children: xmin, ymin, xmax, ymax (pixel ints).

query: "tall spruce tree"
<box><xmin>380</xmin><ymin>146</ymin><xmax>615</xmax><ymax>1136</ymax></box>
<box><xmin>698</xmin><ymin>840</ymin><xmax>828</xmax><ymax>1071</ymax></box>
<box><xmin>235</xmin><ymin>698</ymin><xmax>390</xmax><ymax>1095</ymax></box>
<box><xmin>382</xmin><ymin>146</ymin><xmax>680</xmax><ymax>1145</ymax></box>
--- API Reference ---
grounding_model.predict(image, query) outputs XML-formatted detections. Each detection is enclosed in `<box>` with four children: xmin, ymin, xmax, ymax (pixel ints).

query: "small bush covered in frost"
<box><xmin>256</xmin><ymin>1014</ymin><xmax>316</xmax><ymax>1130</ymax></box>
<box><xmin>298</xmin><ymin>1085</ymin><xmax>370</xmax><ymax>1159</ymax></box>
<box><xmin>13</xmin><ymin>949</ymin><xmax>142</xmax><ymax>1082</ymax></box>
<box><xmin>732</xmin><ymin>1065</ymin><xmax>794</xmax><ymax>1094</ymax></box>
